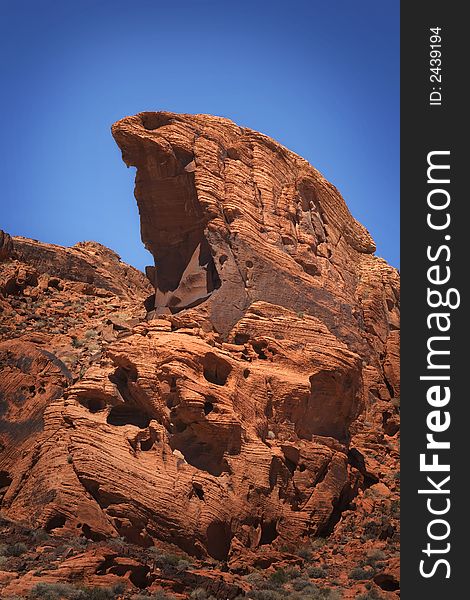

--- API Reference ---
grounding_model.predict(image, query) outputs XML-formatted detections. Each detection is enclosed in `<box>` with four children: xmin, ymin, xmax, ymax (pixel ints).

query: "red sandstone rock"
<box><xmin>0</xmin><ymin>112</ymin><xmax>399</xmax><ymax>597</ymax></box>
<box><xmin>0</xmin><ymin>231</ymin><xmax>12</xmax><ymax>262</ymax></box>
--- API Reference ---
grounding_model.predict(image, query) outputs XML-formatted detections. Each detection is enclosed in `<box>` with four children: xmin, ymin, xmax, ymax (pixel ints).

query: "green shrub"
<box><xmin>149</xmin><ymin>591</ymin><xmax>178</xmax><ymax>600</ymax></box>
<box><xmin>307</xmin><ymin>566</ymin><xmax>327</xmax><ymax>579</ymax></box>
<box><xmin>190</xmin><ymin>589</ymin><xmax>208</xmax><ymax>599</ymax></box>
<box><xmin>91</xmin><ymin>584</ymin><xmax>126</xmax><ymax>600</ymax></box>
<box><xmin>31</xmin><ymin>583</ymin><xmax>77</xmax><ymax>599</ymax></box>
<box><xmin>269</xmin><ymin>568</ymin><xmax>289</xmax><ymax>585</ymax></box>
<box><xmin>248</xmin><ymin>591</ymin><xmax>283</xmax><ymax>600</ymax></box>
<box><xmin>365</xmin><ymin>550</ymin><xmax>386</xmax><ymax>566</ymax></box>
<box><xmin>292</xmin><ymin>577</ymin><xmax>313</xmax><ymax>591</ymax></box>
<box><xmin>348</xmin><ymin>567</ymin><xmax>375</xmax><ymax>580</ymax></box>
<box><xmin>71</xmin><ymin>337</ymin><xmax>83</xmax><ymax>348</ymax></box>
<box><xmin>356</xmin><ymin>588</ymin><xmax>383</xmax><ymax>600</ymax></box>
<box><xmin>6</xmin><ymin>542</ymin><xmax>27</xmax><ymax>557</ymax></box>
<box><xmin>31</xmin><ymin>583</ymin><xmax>125</xmax><ymax>600</ymax></box>
<box><xmin>148</xmin><ymin>548</ymin><xmax>188</xmax><ymax>569</ymax></box>
<box><xmin>297</xmin><ymin>546</ymin><xmax>312</xmax><ymax>560</ymax></box>
<box><xmin>30</xmin><ymin>529</ymin><xmax>50</xmax><ymax>543</ymax></box>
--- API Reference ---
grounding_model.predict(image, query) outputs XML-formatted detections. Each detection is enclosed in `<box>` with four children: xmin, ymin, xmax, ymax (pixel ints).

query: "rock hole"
<box><xmin>192</xmin><ymin>483</ymin><xmax>205</xmax><ymax>500</ymax></box>
<box><xmin>245</xmin><ymin>260</ymin><xmax>253</xmax><ymax>268</ymax></box>
<box><xmin>153</xmin><ymin>234</ymin><xmax>221</xmax><ymax>314</ymax></box>
<box><xmin>203</xmin><ymin>401</ymin><xmax>214</xmax><ymax>415</ymax></box>
<box><xmin>243</xmin><ymin>368</ymin><xmax>250</xmax><ymax>378</ymax></box>
<box><xmin>79</xmin><ymin>396</ymin><xmax>107</xmax><ymax>413</ymax></box>
<box><xmin>298</xmin><ymin>179</ymin><xmax>319</xmax><ymax>212</ymax></box>
<box><xmin>284</xmin><ymin>458</ymin><xmax>296</xmax><ymax>476</ymax></box>
<box><xmin>373</xmin><ymin>573</ymin><xmax>400</xmax><ymax>591</ymax></box>
<box><xmin>107</xmin><ymin>405</ymin><xmax>151</xmax><ymax>428</ymax></box>
<box><xmin>140</xmin><ymin>438</ymin><xmax>154</xmax><ymax>451</ymax></box>
<box><xmin>141</xmin><ymin>112</ymin><xmax>173</xmax><ymax>130</ymax></box>
<box><xmin>348</xmin><ymin>448</ymin><xmax>379</xmax><ymax>488</ymax></box>
<box><xmin>234</xmin><ymin>332</ymin><xmax>249</xmax><ymax>345</ymax></box>
<box><xmin>45</xmin><ymin>513</ymin><xmax>66</xmax><ymax>532</ymax></box>
<box><xmin>170</xmin><ymin>423</ymin><xmax>241</xmax><ymax>477</ymax></box>
<box><xmin>0</xmin><ymin>470</ymin><xmax>12</xmax><ymax>489</ymax></box>
<box><xmin>202</xmin><ymin>352</ymin><xmax>232</xmax><ymax>386</ymax></box>
<box><xmin>259</xmin><ymin>520</ymin><xmax>278</xmax><ymax>545</ymax></box>
<box><xmin>144</xmin><ymin>293</ymin><xmax>156</xmax><ymax>312</ymax></box>
<box><xmin>219</xmin><ymin>254</ymin><xmax>228</xmax><ymax>265</ymax></box>
<box><xmin>299</xmin><ymin>463</ymin><xmax>306</xmax><ymax>472</ymax></box>
<box><xmin>172</xmin><ymin>420</ymin><xmax>188</xmax><ymax>433</ymax></box>
<box><xmin>384</xmin><ymin>376</ymin><xmax>395</xmax><ymax>399</ymax></box>
<box><xmin>113</xmin><ymin>364</ymin><xmax>138</xmax><ymax>383</ymax></box>
<box><xmin>172</xmin><ymin>144</ymin><xmax>193</xmax><ymax>164</ymax></box>
<box><xmin>81</xmin><ymin>523</ymin><xmax>106</xmax><ymax>541</ymax></box>
<box><xmin>206</xmin><ymin>521</ymin><xmax>232</xmax><ymax>561</ymax></box>
<box><xmin>95</xmin><ymin>555</ymin><xmax>115</xmax><ymax>575</ymax></box>
<box><xmin>129</xmin><ymin>565</ymin><xmax>151</xmax><ymax>588</ymax></box>
<box><xmin>252</xmin><ymin>341</ymin><xmax>268</xmax><ymax>360</ymax></box>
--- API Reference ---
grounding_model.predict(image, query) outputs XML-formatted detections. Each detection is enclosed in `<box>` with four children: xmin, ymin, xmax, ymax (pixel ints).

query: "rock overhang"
<box><xmin>111</xmin><ymin>111</ymin><xmax>377</xmax><ymax>338</ymax></box>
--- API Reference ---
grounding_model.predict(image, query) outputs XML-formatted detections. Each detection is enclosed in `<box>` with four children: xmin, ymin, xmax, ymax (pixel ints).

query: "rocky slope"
<box><xmin>0</xmin><ymin>112</ymin><xmax>399</xmax><ymax>599</ymax></box>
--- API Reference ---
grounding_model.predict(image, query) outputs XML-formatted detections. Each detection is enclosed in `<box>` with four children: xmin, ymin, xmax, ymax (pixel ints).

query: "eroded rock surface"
<box><xmin>0</xmin><ymin>112</ymin><xmax>399</xmax><ymax>598</ymax></box>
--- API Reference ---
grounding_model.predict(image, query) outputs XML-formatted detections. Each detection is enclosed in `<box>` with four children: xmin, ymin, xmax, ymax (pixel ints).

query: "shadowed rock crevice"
<box><xmin>206</xmin><ymin>520</ymin><xmax>232</xmax><ymax>560</ymax></box>
<box><xmin>115</xmin><ymin>122</ymin><xmax>222</xmax><ymax>314</ymax></box>
<box><xmin>107</xmin><ymin>405</ymin><xmax>151</xmax><ymax>428</ymax></box>
<box><xmin>202</xmin><ymin>352</ymin><xmax>232</xmax><ymax>386</ymax></box>
<box><xmin>169</xmin><ymin>420</ymin><xmax>242</xmax><ymax>477</ymax></box>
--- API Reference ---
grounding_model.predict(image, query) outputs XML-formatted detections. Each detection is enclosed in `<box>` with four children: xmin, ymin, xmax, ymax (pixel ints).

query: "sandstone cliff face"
<box><xmin>0</xmin><ymin>112</ymin><xmax>399</xmax><ymax>598</ymax></box>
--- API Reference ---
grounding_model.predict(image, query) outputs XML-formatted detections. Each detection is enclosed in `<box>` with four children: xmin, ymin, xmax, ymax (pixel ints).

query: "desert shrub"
<box><xmin>31</xmin><ymin>583</ymin><xmax>124</xmax><ymax>600</ymax></box>
<box><xmin>269</xmin><ymin>568</ymin><xmax>289</xmax><ymax>585</ymax></box>
<box><xmin>87</xmin><ymin>588</ymin><xmax>120</xmax><ymax>600</ymax></box>
<box><xmin>30</xmin><ymin>529</ymin><xmax>50</xmax><ymax>543</ymax></box>
<box><xmin>175</xmin><ymin>558</ymin><xmax>192</xmax><ymax>571</ymax></box>
<box><xmin>190</xmin><ymin>589</ymin><xmax>209</xmax><ymax>599</ymax></box>
<box><xmin>284</xmin><ymin>586</ymin><xmax>341</xmax><ymax>600</ymax></box>
<box><xmin>287</xmin><ymin>566</ymin><xmax>302</xmax><ymax>578</ymax></box>
<box><xmin>248</xmin><ymin>591</ymin><xmax>283</xmax><ymax>600</ymax></box>
<box><xmin>348</xmin><ymin>567</ymin><xmax>375</xmax><ymax>580</ymax></box>
<box><xmin>148</xmin><ymin>548</ymin><xmax>188</xmax><ymax>569</ymax></box>
<box><xmin>292</xmin><ymin>577</ymin><xmax>313</xmax><ymax>591</ymax></box>
<box><xmin>244</xmin><ymin>572</ymin><xmax>265</xmax><ymax>587</ymax></box>
<box><xmin>6</xmin><ymin>542</ymin><xmax>27</xmax><ymax>557</ymax></box>
<box><xmin>0</xmin><ymin>555</ymin><xmax>9</xmax><ymax>567</ymax></box>
<box><xmin>31</xmin><ymin>583</ymin><xmax>78</xmax><ymax>599</ymax></box>
<box><xmin>297</xmin><ymin>546</ymin><xmax>312</xmax><ymax>560</ymax></box>
<box><xmin>149</xmin><ymin>591</ymin><xmax>178</xmax><ymax>600</ymax></box>
<box><xmin>307</xmin><ymin>566</ymin><xmax>327</xmax><ymax>579</ymax></box>
<box><xmin>365</xmin><ymin>550</ymin><xmax>385</xmax><ymax>565</ymax></box>
<box><xmin>356</xmin><ymin>589</ymin><xmax>384</xmax><ymax>600</ymax></box>
<box><xmin>71</xmin><ymin>337</ymin><xmax>83</xmax><ymax>348</ymax></box>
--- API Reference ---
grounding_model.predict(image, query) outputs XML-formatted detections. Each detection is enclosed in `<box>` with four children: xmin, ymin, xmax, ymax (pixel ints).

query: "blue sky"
<box><xmin>0</xmin><ymin>0</ymin><xmax>399</xmax><ymax>270</ymax></box>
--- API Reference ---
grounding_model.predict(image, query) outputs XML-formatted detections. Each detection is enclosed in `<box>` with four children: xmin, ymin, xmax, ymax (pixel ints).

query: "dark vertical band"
<box><xmin>401</xmin><ymin>2</ymin><xmax>465</xmax><ymax>596</ymax></box>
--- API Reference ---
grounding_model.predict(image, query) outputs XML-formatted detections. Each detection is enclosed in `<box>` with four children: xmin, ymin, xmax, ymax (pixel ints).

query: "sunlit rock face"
<box><xmin>0</xmin><ymin>112</ymin><xmax>399</xmax><ymax>565</ymax></box>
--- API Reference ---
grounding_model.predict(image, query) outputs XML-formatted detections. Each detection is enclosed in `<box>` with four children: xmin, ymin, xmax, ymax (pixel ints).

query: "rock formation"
<box><xmin>0</xmin><ymin>112</ymin><xmax>399</xmax><ymax>599</ymax></box>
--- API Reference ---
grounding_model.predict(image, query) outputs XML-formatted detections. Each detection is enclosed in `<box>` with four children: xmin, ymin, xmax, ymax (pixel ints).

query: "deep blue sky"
<box><xmin>0</xmin><ymin>0</ymin><xmax>399</xmax><ymax>270</ymax></box>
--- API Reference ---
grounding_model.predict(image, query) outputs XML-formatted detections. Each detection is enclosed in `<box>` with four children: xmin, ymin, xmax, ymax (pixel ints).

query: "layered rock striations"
<box><xmin>0</xmin><ymin>112</ymin><xmax>399</xmax><ymax>598</ymax></box>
